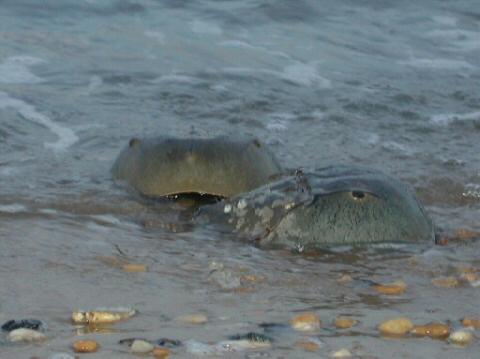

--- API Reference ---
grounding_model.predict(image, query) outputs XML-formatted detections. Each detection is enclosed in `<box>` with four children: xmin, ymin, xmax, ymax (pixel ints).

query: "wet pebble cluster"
<box><xmin>1</xmin><ymin>260</ymin><xmax>479</xmax><ymax>357</ymax></box>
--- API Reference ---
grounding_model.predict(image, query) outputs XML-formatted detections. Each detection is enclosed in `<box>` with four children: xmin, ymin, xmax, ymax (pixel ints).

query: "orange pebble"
<box><xmin>153</xmin><ymin>347</ymin><xmax>171</xmax><ymax>358</ymax></box>
<box><xmin>431</xmin><ymin>276</ymin><xmax>459</xmax><ymax>288</ymax></box>
<box><xmin>72</xmin><ymin>339</ymin><xmax>99</xmax><ymax>353</ymax></box>
<box><xmin>410</xmin><ymin>323</ymin><xmax>450</xmax><ymax>338</ymax></box>
<box><xmin>374</xmin><ymin>280</ymin><xmax>407</xmax><ymax>295</ymax></box>
<box><xmin>290</xmin><ymin>312</ymin><xmax>321</xmax><ymax>331</ymax></box>
<box><xmin>335</xmin><ymin>316</ymin><xmax>357</xmax><ymax>329</ymax></box>
<box><xmin>122</xmin><ymin>263</ymin><xmax>148</xmax><ymax>272</ymax></box>
<box><xmin>462</xmin><ymin>317</ymin><xmax>480</xmax><ymax>329</ymax></box>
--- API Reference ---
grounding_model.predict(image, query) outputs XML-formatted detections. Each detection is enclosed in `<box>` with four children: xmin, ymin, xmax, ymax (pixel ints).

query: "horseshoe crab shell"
<box><xmin>111</xmin><ymin>136</ymin><xmax>282</xmax><ymax>197</ymax></box>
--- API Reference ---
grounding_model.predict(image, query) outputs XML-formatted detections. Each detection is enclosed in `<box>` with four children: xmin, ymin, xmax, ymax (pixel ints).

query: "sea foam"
<box><xmin>0</xmin><ymin>92</ymin><xmax>78</xmax><ymax>151</ymax></box>
<box><xmin>430</xmin><ymin>111</ymin><xmax>480</xmax><ymax>126</ymax></box>
<box><xmin>0</xmin><ymin>56</ymin><xmax>45</xmax><ymax>84</ymax></box>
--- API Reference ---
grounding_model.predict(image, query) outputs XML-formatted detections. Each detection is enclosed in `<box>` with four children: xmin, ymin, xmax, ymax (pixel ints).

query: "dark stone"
<box><xmin>1</xmin><ymin>319</ymin><xmax>45</xmax><ymax>332</ymax></box>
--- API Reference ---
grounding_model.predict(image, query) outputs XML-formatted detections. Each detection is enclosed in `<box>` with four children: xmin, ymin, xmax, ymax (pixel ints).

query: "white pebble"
<box><xmin>131</xmin><ymin>339</ymin><xmax>154</xmax><ymax>353</ymax></box>
<box><xmin>8</xmin><ymin>328</ymin><xmax>47</xmax><ymax>342</ymax></box>
<box><xmin>224</xmin><ymin>204</ymin><xmax>232</xmax><ymax>213</ymax></box>
<box><xmin>331</xmin><ymin>348</ymin><xmax>353</xmax><ymax>358</ymax></box>
<box><xmin>449</xmin><ymin>329</ymin><xmax>474</xmax><ymax>345</ymax></box>
<box><xmin>237</xmin><ymin>199</ymin><xmax>247</xmax><ymax>209</ymax></box>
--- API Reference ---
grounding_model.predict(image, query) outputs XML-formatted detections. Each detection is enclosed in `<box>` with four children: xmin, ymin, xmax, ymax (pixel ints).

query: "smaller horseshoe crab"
<box><xmin>111</xmin><ymin>136</ymin><xmax>282</xmax><ymax>198</ymax></box>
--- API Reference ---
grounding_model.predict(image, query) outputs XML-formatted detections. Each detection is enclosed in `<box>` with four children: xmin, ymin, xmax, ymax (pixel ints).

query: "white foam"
<box><xmin>400</xmin><ymin>58</ymin><xmax>474</xmax><ymax>70</ymax></box>
<box><xmin>266</xmin><ymin>120</ymin><xmax>288</xmax><ymax>131</ymax></box>
<box><xmin>281</xmin><ymin>63</ymin><xmax>331</xmax><ymax>87</ymax></box>
<box><xmin>0</xmin><ymin>56</ymin><xmax>45</xmax><ymax>84</ymax></box>
<box><xmin>311</xmin><ymin>110</ymin><xmax>325</xmax><ymax>120</ymax></box>
<box><xmin>221</xmin><ymin>64</ymin><xmax>331</xmax><ymax>88</ymax></box>
<box><xmin>87</xmin><ymin>75</ymin><xmax>103</xmax><ymax>92</ymax></box>
<box><xmin>381</xmin><ymin>141</ymin><xmax>414</xmax><ymax>155</ymax></box>
<box><xmin>190</xmin><ymin>20</ymin><xmax>222</xmax><ymax>35</ymax></box>
<box><xmin>430</xmin><ymin>111</ymin><xmax>480</xmax><ymax>126</ymax></box>
<box><xmin>432</xmin><ymin>16</ymin><xmax>457</xmax><ymax>27</ymax></box>
<box><xmin>0</xmin><ymin>92</ymin><xmax>78</xmax><ymax>151</ymax></box>
<box><xmin>144</xmin><ymin>30</ymin><xmax>166</xmax><ymax>44</ymax></box>
<box><xmin>0</xmin><ymin>204</ymin><xmax>27</xmax><ymax>213</ymax></box>
<box><xmin>90</xmin><ymin>214</ymin><xmax>121</xmax><ymax>225</ymax></box>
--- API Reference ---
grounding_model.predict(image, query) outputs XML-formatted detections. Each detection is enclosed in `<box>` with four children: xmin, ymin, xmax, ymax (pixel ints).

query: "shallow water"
<box><xmin>0</xmin><ymin>1</ymin><xmax>479</xmax><ymax>358</ymax></box>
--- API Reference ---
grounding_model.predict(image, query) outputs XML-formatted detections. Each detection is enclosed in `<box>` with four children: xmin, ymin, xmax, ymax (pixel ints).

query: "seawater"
<box><xmin>0</xmin><ymin>1</ymin><xmax>479</xmax><ymax>358</ymax></box>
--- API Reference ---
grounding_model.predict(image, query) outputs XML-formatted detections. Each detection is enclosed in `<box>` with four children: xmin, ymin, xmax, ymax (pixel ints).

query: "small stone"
<box><xmin>176</xmin><ymin>314</ymin><xmax>208</xmax><ymax>325</ymax></box>
<box><xmin>295</xmin><ymin>338</ymin><xmax>322</xmax><ymax>352</ymax></box>
<box><xmin>337</xmin><ymin>274</ymin><xmax>353</xmax><ymax>284</ymax></box>
<box><xmin>432</xmin><ymin>276</ymin><xmax>459</xmax><ymax>288</ymax></box>
<box><xmin>462</xmin><ymin>317</ymin><xmax>480</xmax><ymax>329</ymax></box>
<box><xmin>72</xmin><ymin>308</ymin><xmax>136</xmax><ymax>324</ymax></box>
<box><xmin>8</xmin><ymin>328</ymin><xmax>47</xmax><ymax>342</ymax></box>
<box><xmin>122</xmin><ymin>263</ymin><xmax>148</xmax><ymax>272</ymax></box>
<box><xmin>209</xmin><ymin>267</ymin><xmax>242</xmax><ymax>289</ymax></box>
<box><xmin>290</xmin><ymin>312</ymin><xmax>321</xmax><ymax>331</ymax></box>
<box><xmin>156</xmin><ymin>338</ymin><xmax>182</xmax><ymax>348</ymax></box>
<box><xmin>131</xmin><ymin>339</ymin><xmax>154</xmax><ymax>353</ymax></box>
<box><xmin>153</xmin><ymin>347</ymin><xmax>171</xmax><ymax>358</ymax></box>
<box><xmin>331</xmin><ymin>348</ymin><xmax>352</xmax><ymax>358</ymax></box>
<box><xmin>335</xmin><ymin>316</ymin><xmax>357</xmax><ymax>329</ymax></box>
<box><xmin>374</xmin><ymin>280</ymin><xmax>407</xmax><ymax>295</ymax></box>
<box><xmin>1</xmin><ymin>319</ymin><xmax>45</xmax><ymax>332</ymax></box>
<box><xmin>72</xmin><ymin>339</ymin><xmax>99</xmax><ymax>353</ymax></box>
<box><xmin>455</xmin><ymin>229</ymin><xmax>479</xmax><ymax>240</ymax></box>
<box><xmin>410</xmin><ymin>322</ymin><xmax>450</xmax><ymax>338</ymax></box>
<box><xmin>449</xmin><ymin>329</ymin><xmax>474</xmax><ymax>345</ymax></box>
<box><xmin>378</xmin><ymin>317</ymin><xmax>413</xmax><ymax>336</ymax></box>
<box><xmin>460</xmin><ymin>272</ymin><xmax>479</xmax><ymax>284</ymax></box>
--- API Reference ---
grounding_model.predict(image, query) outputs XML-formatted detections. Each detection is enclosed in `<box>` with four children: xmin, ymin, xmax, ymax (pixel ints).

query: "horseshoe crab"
<box><xmin>199</xmin><ymin>166</ymin><xmax>434</xmax><ymax>249</ymax></box>
<box><xmin>111</xmin><ymin>136</ymin><xmax>282</xmax><ymax>198</ymax></box>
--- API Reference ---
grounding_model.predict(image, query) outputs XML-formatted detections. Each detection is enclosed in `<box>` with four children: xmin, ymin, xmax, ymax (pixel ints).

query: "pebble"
<box><xmin>131</xmin><ymin>339</ymin><xmax>154</xmax><ymax>353</ymax></box>
<box><xmin>153</xmin><ymin>347</ymin><xmax>171</xmax><ymax>358</ymax></box>
<box><xmin>410</xmin><ymin>322</ymin><xmax>450</xmax><ymax>338</ymax></box>
<box><xmin>156</xmin><ymin>338</ymin><xmax>182</xmax><ymax>348</ymax></box>
<box><xmin>331</xmin><ymin>348</ymin><xmax>352</xmax><ymax>358</ymax></box>
<box><xmin>337</xmin><ymin>274</ymin><xmax>353</xmax><ymax>284</ymax></box>
<box><xmin>432</xmin><ymin>276</ymin><xmax>459</xmax><ymax>288</ymax></box>
<box><xmin>374</xmin><ymin>280</ymin><xmax>407</xmax><ymax>295</ymax></box>
<box><xmin>72</xmin><ymin>339</ymin><xmax>99</xmax><ymax>353</ymax></box>
<box><xmin>176</xmin><ymin>313</ymin><xmax>208</xmax><ymax>325</ymax></box>
<box><xmin>209</xmin><ymin>267</ymin><xmax>242</xmax><ymax>289</ymax></box>
<box><xmin>122</xmin><ymin>263</ymin><xmax>148</xmax><ymax>272</ymax></box>
<box><xmin>7</xmin><ymin>328</ymin><xmax>47</xmax><ymax>342</ymax></box>
<box><xmin>449</xmin><ymin>329</ymin><xmax>474</xmax><ymax>345</ymax></box>
<box><xmin>72</xmin><ymin>308</ymin><xmax>136</xmax><ymax>324</ymax></box>
<box><xmin>455</xmin><ymin>229</ymin><xmax>479</xmax><ymax>240</ymax></box>
<box><xmin>462</xmin><ymin>317</ymin><xmax>480</xmax><ymax>330</ymax></box>
<box><xmin>335</xmin><ymin>316</ymin><xmax>357</xmax><ymax>329</ymax></box>
<box><xmin>1</xmin><ymin>319</ymin><xmax>45</xmax><ymax>332</ymax></box>
<box><xmin>295</xmin><ymin>337</ymin><xmax>323</xmax><ymax>352</ymax></box>
<box><xmin>290</xmin><ymin>312</ymin><xmax>321</xmax><ymax>331</ymax></box>
<box><xmin>378</xmin><ymin>317</ymin><xmax>413</xmax><ymax>336</ymax></box>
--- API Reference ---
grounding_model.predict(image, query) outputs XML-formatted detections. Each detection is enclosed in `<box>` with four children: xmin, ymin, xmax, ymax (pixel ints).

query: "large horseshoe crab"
<box><xmin>112</xmin><ymin>136</ymin><xmax>282</xmax><ymax>198</ymax></box>
<box><xmin>112</xmin><ymin>136</ymin><xmax>434</xmax><ymax>248</ymax></box>
<box><xmin>199</xmin><ymin>166</ymin><xmax>435</xmax><ymax>249</ymax></box>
